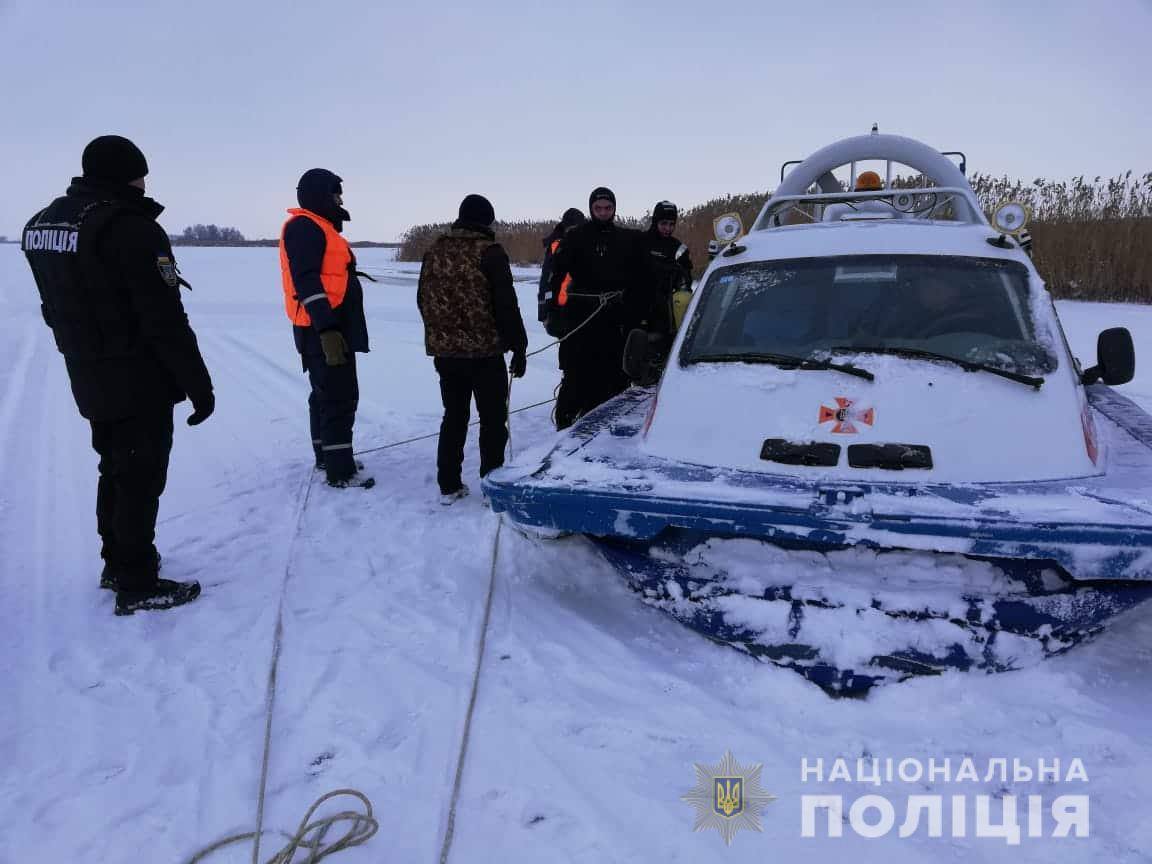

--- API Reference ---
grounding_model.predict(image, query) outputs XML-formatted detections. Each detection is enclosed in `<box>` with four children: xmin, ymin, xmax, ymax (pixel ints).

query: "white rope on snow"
<box><xmin>354</xmin><ymin>290</ymin><xmax>620</xmax><ymax>458</ymax></box>
<box><xmin>437</xmin><ymin>519</ymin><xmax>504</xmax><ymax>864</ymax></box>
<box><xmin>187</xmin><ymin>289</ymin><xmax>611</xmax><ymax>861</ymax></box>
<box><xmin>186</xmin><ymin>470</ymin><xmax>379</xmax><ymax>864</ymax></box>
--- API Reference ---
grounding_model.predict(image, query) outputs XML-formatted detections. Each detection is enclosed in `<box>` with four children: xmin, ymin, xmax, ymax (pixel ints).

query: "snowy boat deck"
<box><xmin>490</xmin><ymin>385</ymin><xmax>1152</xmax><ymax>581</ymax></box>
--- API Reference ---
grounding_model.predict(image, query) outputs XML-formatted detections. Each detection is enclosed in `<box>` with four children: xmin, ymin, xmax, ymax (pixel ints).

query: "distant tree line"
<box><xmin>168</xmin><ymin>224</ymin><xmax>399</xmax><ymax>249</ymax></box>
<box><xmin>174</xmin><ymin>224</ymin><xmax>246</xmax><ymax>245</ymax></box>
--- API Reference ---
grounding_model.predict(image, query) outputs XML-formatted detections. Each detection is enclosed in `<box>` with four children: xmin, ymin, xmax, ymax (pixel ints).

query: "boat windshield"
<box><xmin>681</xmin><ymin>255</ymin><xmax>1057</xmax><ymax>376</ymax></box>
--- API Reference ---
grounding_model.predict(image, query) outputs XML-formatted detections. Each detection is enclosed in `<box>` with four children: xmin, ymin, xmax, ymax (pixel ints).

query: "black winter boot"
<box><xmin>327</xmin><ymin>473</ymin><xmax>375</xmax><ymax>489</ymax></box>
<box><xmin>101</xmin><ymin>550</ymin><xmax>162</xmax><ymax>591</ymax></box>
<box><xmin>316</xmin><ymin>459</ymin><xmax>364</xmax><ymax>472</ymax></box>
<box><xmin>114</xmin><ymin>579</ymin><xmax>201</xmax><ymax>615</ymax></box>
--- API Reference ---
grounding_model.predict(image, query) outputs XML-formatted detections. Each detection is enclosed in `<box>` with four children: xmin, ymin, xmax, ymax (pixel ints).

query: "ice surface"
<box><xmin>2</xmin><ymin>246</ymin><xmax>1152</xmax><ymax>862</ymax></box>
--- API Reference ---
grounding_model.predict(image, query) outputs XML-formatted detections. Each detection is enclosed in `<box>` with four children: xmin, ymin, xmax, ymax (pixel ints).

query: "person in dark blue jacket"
<box><xmin>279</xmin><ymin>169</ymin><xmax>373</xmax><ymax>488</ymax></box>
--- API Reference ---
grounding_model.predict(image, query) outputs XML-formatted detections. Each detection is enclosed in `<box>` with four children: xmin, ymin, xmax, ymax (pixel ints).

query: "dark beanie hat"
<box><xmin>82</xmin><ymin>135</ymin><xmax>149</xmax><ymax>184</ymax></box>
<box><xmin>458</xmin><ymin>194</ymin><xmax>495</xmax><ymax>226</ymax></box>
<box><xmin>296</xmin><ymin>168</ymin><xmax>349</xmax><ymax>226</ymax></box>
<box><xmin>297</xmin><ymin>168</ymin><xmax>343</xmax><ymax>209</ymax></box>
<box><xmin>589</xmin><ymin>186</ymin><xmax>616</xmax><ymax>210</ymax></box>
<box><xmin>561</xmin><ymin>207</ymin><xmax>586</xmax><ymax>229</ymax></box>
<box><xmin>652</xmin><ymin>200</ymin><xmax>678</xmax><ymax>225</ymax></box>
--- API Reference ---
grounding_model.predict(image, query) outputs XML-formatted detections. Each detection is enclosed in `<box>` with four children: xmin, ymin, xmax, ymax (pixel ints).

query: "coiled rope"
<box><xmin>186</xmin><ymin>789</ymin><xmax>377</xmax><ymax>864</ymax></box>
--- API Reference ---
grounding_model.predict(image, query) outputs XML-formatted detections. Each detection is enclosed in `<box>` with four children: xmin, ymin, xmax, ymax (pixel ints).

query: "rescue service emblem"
<box><xmin>156</xmin><ymin>256</ymin><xmax>180</xmax><ymax>288</ymax></box>
<box><xmin>818</xmin><ymin>397</ymin><xmax>875</xmax><ymax>434</ymax></box>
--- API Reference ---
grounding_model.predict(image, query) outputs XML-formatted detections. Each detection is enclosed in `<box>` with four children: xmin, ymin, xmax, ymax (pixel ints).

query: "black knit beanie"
<box><xmin>458</xmin><ymin>194</ymin><xmax>495</xmax><ymax>226</ymax></box>
<box><xmin>82</xmin><ymin>135</ymin><xmax>149</xmax><ymax>185</ymax></box>
<box><xmin>588</xmin><ymin>186</ymin><xmax>616</xmax><ymax>210</ymax></box>
<box><xmin>652</xmin><ymin>200</ymin><xmax>678</xmax><ymax>226</ymax></box>
<box><xmin>561</xmin><ymin>207</ymin><xmax>586</xmax><ymax>229</ymax></box>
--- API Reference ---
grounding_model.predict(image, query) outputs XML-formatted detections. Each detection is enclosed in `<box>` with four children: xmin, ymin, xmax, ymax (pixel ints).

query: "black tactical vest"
<box><xmin>23</xmin><ymin>195</ymin><xmax>135</xmax><ymax>359</ymax></box>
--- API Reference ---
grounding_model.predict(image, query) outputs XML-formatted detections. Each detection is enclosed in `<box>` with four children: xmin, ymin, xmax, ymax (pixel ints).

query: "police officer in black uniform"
<box><xmin>22</xmin><ymin>135</ymin><xmax>213</xmax><ymax>616</ymax></box>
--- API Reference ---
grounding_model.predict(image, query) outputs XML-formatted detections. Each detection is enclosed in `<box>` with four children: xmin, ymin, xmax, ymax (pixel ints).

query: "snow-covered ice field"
<box><xmin>2</xmin><ymin>244</ymin><xmax>1151</xmax><ymax>862</ymax></box>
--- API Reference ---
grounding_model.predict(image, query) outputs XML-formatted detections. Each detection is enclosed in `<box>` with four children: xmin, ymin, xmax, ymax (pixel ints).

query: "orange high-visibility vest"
<box><xmin>548</xmin><ymin>238</ymin><xmax>573</xmax><ymax>305</ymax></box>
<box><xmin>279</xmin><ymin>208</ymin><xmax>352</xmax><ymax>326</ymax></box>
<box><xmin>557</xmin><ymin>273</ymin><xmax>573</xmax><ymax>306</ymax></box>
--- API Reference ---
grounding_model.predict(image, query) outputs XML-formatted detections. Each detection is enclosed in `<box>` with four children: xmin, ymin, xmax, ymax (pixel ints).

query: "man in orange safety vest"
<box><xmin>279</xmin><ymin>169</ymin><xmax>373</xmax><ymax>489</ymax></box>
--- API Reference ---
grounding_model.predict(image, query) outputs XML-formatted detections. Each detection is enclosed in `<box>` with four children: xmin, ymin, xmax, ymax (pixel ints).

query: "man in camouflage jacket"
<box><xmin>417</xmin><ymin>194</ymin><xmax>528</xmax><ymax>502</ymax></box>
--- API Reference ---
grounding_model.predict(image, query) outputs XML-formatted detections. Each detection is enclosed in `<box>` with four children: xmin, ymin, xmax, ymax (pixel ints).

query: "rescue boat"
<box><xmin>484</xmin><ymin>132</ymin><xmax>1152</xmax><ymax>693</ymax></box>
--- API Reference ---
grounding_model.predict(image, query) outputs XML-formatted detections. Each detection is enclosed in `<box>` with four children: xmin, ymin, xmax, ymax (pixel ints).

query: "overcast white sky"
<box><xmin>2</xmin><ymin>0</ymin><xmax>1150</xmax><ymax>242</ymax></box>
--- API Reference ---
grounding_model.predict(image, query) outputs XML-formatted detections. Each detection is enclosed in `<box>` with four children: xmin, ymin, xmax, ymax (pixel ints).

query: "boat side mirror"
<box><xmin>1082</xmin><ymin>327</ymin><xmax>1135</xmax><ymax>386</ymax></box>
<box><xmin>623</xmin><ymin>328</ymin><xmax>651</xmax><ymax>382</ymax></box>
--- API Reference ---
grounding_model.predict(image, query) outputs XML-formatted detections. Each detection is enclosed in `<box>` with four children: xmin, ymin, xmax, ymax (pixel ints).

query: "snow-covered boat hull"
<box><xmin>484</xmin><ymin>385</ymin><xmax>1152</xmax><ymax>692</ymax></box>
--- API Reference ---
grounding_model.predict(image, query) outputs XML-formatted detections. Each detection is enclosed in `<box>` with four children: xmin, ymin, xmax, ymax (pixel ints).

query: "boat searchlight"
<box><xmin>991</xmin><ymin>200</ymin><xmax>1031</xmax><ymax>235</ymax></box>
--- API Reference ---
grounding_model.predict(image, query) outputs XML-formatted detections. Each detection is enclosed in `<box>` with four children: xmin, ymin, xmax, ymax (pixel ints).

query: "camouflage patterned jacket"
<box><xmin>417</xmin><ymin>224</ymin><xmax>527</xmax><ymax>359</ymax></box>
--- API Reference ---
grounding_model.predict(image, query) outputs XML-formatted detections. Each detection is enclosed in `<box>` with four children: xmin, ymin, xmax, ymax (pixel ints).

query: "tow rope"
<box><xmin>187</xmin><ymin>479</ymin><xmax>507</xmax><ymax>864</ymax></box>
<box><xmin>188</xmin><ymin>290</ymin><xmax>621</xmax><ymax>861</ymax></box>
<box><xmin>186</xmin><ymin>472</ymin><xmax>380</xmax><ymax>864</ymax></box>
<box><xmin>353</xmin><ymin>291</ymin><xmax>622</xmax><ymax>458</ymax></box>
<box><xmin>437</xmin><ymin>519</ymin><xmax>504</xmax><ymax>864</ymax></box>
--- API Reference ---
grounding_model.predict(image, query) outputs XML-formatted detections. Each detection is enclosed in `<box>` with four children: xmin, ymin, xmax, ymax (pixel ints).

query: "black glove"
<box><xmin>543</xmin><ymin>305</ymin><xmax>571</xmax><ymax>339</ymax></box>
<box><xmin>319</xmin><ymin>330</ymin><xmax>349</xmax><ymax>366</ymax></box>
<box><xmin>187</xmin><ymin>391</ymin><xmax>215</xmax><ymax>426</ymax></box>
<box><xmin>510</xmin><ymin>351</ymin><xmax>527</xmax><ymax>378</ymax></box>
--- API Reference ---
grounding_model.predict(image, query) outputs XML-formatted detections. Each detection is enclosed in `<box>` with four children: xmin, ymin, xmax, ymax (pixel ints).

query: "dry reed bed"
<box><xmin>397</xmin><ymin>174</ymin><xmax>1152</xmax><ymax>302</ymax></box>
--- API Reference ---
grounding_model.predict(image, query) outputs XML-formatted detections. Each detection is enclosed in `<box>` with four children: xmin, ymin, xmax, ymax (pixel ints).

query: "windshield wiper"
<box><xmin>830</xmin><ymin>345</ymin><xmax>1043</xmax><ymax>388</ymax></box>
<box><xmin>688</xmin><ymin>352</ymin><xmax>874</xmax><ymax>381</ymax></box>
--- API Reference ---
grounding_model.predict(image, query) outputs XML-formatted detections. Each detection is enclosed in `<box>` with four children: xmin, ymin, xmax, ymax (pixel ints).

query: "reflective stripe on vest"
<box><xmin>279</xmin><ymin>208</ymin><xmax>352</xmax><ymax>326</ymax></box>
